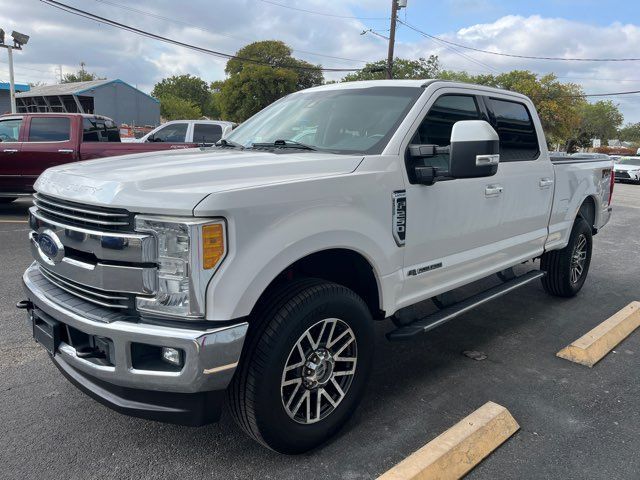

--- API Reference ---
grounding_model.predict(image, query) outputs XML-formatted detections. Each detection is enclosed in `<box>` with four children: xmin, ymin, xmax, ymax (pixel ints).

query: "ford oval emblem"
<box><xmin>38</xmin><ymin>230</ymin><xmax>65</xmax><ymax>265</ymax></box>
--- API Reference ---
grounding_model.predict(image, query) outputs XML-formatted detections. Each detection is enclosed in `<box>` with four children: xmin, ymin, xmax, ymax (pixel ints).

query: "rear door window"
<box><xmin>150</xmin><ymin>123</ymin><xmax>188</xmax><ymax>142</ymax></box>
<box><xmin>0</xmin><ymin>118</ymin><xmax>23</xmax><ymax>142</ymax></box>
<box><xmin>487</xmin><ymin>98</ymin><xmax>539</xmax><ymax>161</ymax></box>
<box><xmin>27</xmin><ymin>117</ymin><xmax>71</xmax><ymax>142</ymax></box>
<box><xmin>83</xmin><ymin>118</ymin><xmax>121</xmax><ymax>142</ymax></box>
<box><xmin>193</xmin><ymin>124</ymin><xmax>223</xmax><ymax>144</ymax></box>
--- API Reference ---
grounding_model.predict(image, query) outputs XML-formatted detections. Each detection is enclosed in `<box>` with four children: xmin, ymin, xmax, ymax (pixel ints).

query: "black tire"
<box><xmin>0</xmin><ymin>197</ymin><xmax>16</xmax><ymax>204</ymax></box>
<box><xmin>227</xmin><ymin>278</ymin><xmax>374</xmax><ymax>453</ymax></box>
<box><xmin>541</xmin><ymin>217</ymin><xmax>593</xmax><ymax>297</ymax></box>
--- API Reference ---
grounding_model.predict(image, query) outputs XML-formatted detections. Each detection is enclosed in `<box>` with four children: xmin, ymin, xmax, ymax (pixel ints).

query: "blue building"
<box><xmin>15</xmin><ymin>79</ymin><xmax>160</xmax><ymax>127</ymax></box>
<box><xmin>0</xmin><ymin>82</ymin><xmax>30</xmax><ymax>114</ymax></box>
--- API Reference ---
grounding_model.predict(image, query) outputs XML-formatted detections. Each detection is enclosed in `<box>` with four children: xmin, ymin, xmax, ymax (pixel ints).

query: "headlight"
<box><xmin>135</xmin><ymin>216</ymin><xmax>227</xmax><ymax>319</ymax></box>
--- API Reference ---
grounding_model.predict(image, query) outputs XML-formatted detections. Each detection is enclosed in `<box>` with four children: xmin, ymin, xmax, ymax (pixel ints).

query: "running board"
<box><xmin>387</xmin><ymin>270</ymin><xmax>546</xmax><ymax>341</ymax></box>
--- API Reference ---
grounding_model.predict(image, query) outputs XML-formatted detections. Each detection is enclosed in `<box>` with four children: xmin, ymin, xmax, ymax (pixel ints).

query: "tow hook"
<box><xmin>16</xmin><ymin>300</ymin><xmax>33</xmax><ymax>310</ymax></box>
<box><xmin>75</xmin><ymin>347</ymin><xmax>106</xmax><ymax>360</ymax></box>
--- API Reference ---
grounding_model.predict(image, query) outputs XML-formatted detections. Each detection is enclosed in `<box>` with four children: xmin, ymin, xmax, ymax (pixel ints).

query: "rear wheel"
<box><xmin>541</xmin><ymin>217</ymin><xmax>592</xmax><ymax>297</ymax></box>
<box><xmin>228</xmin><ymin>278</ymin><xmax>374</xmax><ymax>453</ymax></box>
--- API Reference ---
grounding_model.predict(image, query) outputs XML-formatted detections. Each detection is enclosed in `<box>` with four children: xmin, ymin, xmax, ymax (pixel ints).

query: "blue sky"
<box><xmin>2</xmin><ymin>0</ymin><xmax>640</xmax><ymax>124</ymax></box>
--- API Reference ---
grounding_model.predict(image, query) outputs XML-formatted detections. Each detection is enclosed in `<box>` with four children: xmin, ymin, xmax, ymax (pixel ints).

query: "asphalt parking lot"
<box><xmin>1</xmin><ymin>184</ymin><xmax>639</xmax><ymax>480</ymax></box>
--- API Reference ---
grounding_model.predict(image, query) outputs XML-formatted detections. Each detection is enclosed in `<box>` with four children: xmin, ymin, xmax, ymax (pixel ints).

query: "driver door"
<box><xmin>0</xmin><ymin>117</ymin><xmax>25</xmax><ymax>194</ymax></box>
<box><xmin>399</xmin><ymin>91</ymin><xmax>507</xmax><ymax>308</ymax></box>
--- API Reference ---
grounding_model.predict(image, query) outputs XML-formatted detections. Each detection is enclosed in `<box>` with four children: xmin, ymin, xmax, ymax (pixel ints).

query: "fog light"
<box><xmin>161</xmin><ymin>347</ymin><xmax>183</xmax><ymax>367</ymax></box>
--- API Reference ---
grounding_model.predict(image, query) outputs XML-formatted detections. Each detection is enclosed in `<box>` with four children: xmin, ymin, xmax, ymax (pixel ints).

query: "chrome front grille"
<box><xmin>33</xmin><ymin>193</ymin><xmax>133</xmax><ymax>232</ymax></box>
<box><xmin>39</xmin><ymin>266</ymin><xmax>135</xmax><ymax>310</ymax></box>
<box><xmin>29</xmin><ymin>195</ymin><xmax>157</xmax><ymax>316</ymax></box>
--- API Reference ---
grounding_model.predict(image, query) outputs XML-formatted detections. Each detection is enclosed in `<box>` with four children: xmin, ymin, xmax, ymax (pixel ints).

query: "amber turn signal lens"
<box><xmin>202</xmin><ymin>224</ymin><xmax>225</xmax><ymax>270</ymax></box>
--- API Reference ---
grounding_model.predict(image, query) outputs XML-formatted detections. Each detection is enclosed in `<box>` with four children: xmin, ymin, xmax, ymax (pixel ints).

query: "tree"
<box><xmin>226</xmin><ymin>40</ymin><xmax>323</xmax><ymax>91</ymax></box>
<box><xmin>618</xmin><ymin>122</ymin><xmax>640</xmax><ymax>144</ymax></box>
<box><xmin>218</xmin><ymin>65</ymin><xmax>298</xmax><ymax>122</ymax></box>
<box><xmin>342</xmin><ymin>56</ymin><xmax>441</xmax><ymax>81</ymax></box>
<box><xmin>568</xmin><ymin>100</ymin><xmax>624</xmax><ymax>150</ymax></box>
<box><xmin>61</xmin><ymin>62</ymin><xmax>105</xmax><ymax>83</ymax></box>
<box><xmin>152</xmin><ymin>74</ymin><xmax>212</xmax><ymax>116</ymax></box>
<box><xmin>439</xmin><ymin>70</ymin><xmax>585</xmax><ymax>146</ymax></box>
<box><xmin>158</xmin><ymin>94</ymin><xmax>202</xmax><ymax>121</ymax></box>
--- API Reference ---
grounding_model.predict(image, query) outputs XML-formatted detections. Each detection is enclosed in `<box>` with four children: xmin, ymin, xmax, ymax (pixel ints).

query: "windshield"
<box><xmin>618</xmin><ymin>157</ymin><xmax>640</xmax><ymax>166</ymax></box>
<box><xmin>225</xmin><ymin>86</ymin><xmax>423</xmax><ymax>154</ymax></box>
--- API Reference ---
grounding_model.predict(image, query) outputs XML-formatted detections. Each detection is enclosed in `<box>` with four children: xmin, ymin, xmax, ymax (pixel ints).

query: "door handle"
<box><xmin>485</xmin><ymin>184</ymin><xmax>503</xmax><ymax>197</ymax></box>
<box><xmin>539</xmin><ymin>178</ymin><xmax>554</xmax><ymax>188</ymax></box>
<box><xmin>58</xmin><ymin>149</ymin><xmax>74</xmax><ymax>154</ymax></box>
<box><xmin>3</xmin><ymin>149</ymin><xmax>18</xmax><ymax>154</ymax></box>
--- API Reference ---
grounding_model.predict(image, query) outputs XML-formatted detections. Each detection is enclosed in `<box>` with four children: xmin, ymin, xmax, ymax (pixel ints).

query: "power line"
<box><xmin>90</xmin><ymin>0</ymin><xmax>369</xmax><ymax>64</ymax></box>
<box><xmin>257</xmin><ymin>0</ymin><xmax>389</xmax><ymax>20</ymax></box>
<box><xmin>576</xmin><ymin>90</ymin><xmax>640</xmax><ymax>98</ymax></box>
<box><xmin>40</xmin><ymin>0</ymin><xmax>361</xmax><ymax>72</ymax></box>
<box><xmin>399</xmin><ymin>19</ymin><xmax>640</xmax><ymax>62</ymax></box>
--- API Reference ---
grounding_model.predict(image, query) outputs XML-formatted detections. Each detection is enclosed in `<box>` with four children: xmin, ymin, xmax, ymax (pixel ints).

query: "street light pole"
<box><xmin>7</xmin><ymin>46</ymin><xmax>16</xmax><ymax>113</ymax></box>
<box><xmin>0</xmin><ymin>29</ymin><xmax>30</xmax><ymax>114</ymax></box>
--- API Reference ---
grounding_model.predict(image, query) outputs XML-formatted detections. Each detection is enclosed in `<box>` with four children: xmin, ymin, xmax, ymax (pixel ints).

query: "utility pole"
<box><xmin>0</xmin><ymin>29</ymin><xmax>30</xmax><ymax>113</ymax></box>
<box><xmin>386</xmin><ymin>0</ymin><xmax>398</xmax><ymax>79</ymax></box>
<box><xmin>386</xmin><ymin>0</ymin><xmax>407</xmax><ymax>79</ymax></box>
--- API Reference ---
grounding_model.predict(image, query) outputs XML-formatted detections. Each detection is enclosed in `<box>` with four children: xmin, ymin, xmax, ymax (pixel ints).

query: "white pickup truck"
<box><xmin>19</xmin><ymin>80</ymin><xmax>614</xmax><ymax>453</ymax></box>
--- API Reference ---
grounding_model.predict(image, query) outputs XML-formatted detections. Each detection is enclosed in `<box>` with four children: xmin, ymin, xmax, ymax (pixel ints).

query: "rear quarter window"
<box><xmin>487</xmin><ymin>98</ymin><xmax>539</xmax><ymax>162</ymax></box>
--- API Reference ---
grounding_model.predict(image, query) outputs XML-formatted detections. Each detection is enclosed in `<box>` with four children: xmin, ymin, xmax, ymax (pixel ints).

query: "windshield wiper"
<box><xmin>215</xmin><ymin>138</ymin><xmax>244</xmax><ymax>149</ymax></box>
<box><xmin>251</xmin><ymin>139</ymin><xmax>320</xmax><ymax>151</ymax></box>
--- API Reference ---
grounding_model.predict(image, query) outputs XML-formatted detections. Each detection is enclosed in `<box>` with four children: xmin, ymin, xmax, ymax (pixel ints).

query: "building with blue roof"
<box><xmin>0</xmin><ymin>82</ymin><xmax>30</xmax><ymax>114</ymax></box>
<box><xmin>14</xmin><ymin>79</ymin><xmax>160</xmax><ymax>126</ymax></box>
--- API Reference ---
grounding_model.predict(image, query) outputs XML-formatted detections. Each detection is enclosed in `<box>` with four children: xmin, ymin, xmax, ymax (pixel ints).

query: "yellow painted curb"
<box><xmin>377</xmin><ymin>402</ymin><xmax>519</xmax><ymax>480</ymax></box>
<box><xmin>557</xmin><ymin>301</ymin><xmax>640</xmax><ymax>367</ymax></box>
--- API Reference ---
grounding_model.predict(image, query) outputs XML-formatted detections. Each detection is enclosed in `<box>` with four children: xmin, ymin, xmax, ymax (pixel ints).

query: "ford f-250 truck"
<box><xmin>18</xmin><ymin>80</ymin><xmax>614</xmax><ymax>453</ymax></box>
<box><xmin>0</xmin><ymin>113</ymin><xmax>197</xmax><ymax>200</ymax></box>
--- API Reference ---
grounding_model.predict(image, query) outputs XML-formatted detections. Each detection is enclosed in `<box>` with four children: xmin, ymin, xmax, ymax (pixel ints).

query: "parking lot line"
<box><xmin>557</xmin><ymin>301</ymin><xmax>640</xmax><ymax>367</ymax></box>
<box><xmin>377</xmin><ymin>402</ymin><xmax>519</xmax><ymax>480</ymax></box>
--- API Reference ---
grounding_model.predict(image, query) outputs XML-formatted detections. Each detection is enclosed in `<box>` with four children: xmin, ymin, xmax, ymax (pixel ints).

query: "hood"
<box><xmin>614</xmin><ymin>163</ymin><xmax>640</xmax><ymax>172</ymax></box>
<box><xmin>34</xmin><ymin>148</ymin><xmax>363</xmax><ymax>215</ymax></box>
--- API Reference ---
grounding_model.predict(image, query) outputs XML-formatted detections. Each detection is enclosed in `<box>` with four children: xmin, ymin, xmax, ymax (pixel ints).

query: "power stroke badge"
<box><xmin>392</xmin><ymin>190</ymin><xmax>406</xmax><ymax>246</ymax></box>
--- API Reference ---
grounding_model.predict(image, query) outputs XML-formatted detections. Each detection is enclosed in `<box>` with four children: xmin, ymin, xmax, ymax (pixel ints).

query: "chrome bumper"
<box><xmin>23</xmin><ymin>263</ymin><xmax>248</xmax><ymax>394</ymax></box>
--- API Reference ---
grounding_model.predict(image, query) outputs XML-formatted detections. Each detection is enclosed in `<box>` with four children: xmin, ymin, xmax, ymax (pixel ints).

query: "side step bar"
<box><xmin>387</xmin><ymin>270</ymin><xmax>546</xmax><ymax>341</ymax></box>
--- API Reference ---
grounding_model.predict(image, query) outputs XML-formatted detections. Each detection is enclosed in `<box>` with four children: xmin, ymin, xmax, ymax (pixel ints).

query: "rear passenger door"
<box><xmin>20</xmin><ymin>116</ymin><xmax>78</xmax><ymax>190</ymax></box>
<box><xmin>481</xmin><ymin>96</ymin><xmax>554</xmax><ymax>261</ymax></box>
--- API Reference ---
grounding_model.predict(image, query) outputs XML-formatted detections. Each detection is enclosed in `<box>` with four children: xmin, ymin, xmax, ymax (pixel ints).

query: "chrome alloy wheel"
<box><xmin>570</xmin><ymin>233</ymin><xmax>588</xmax><ymax>284</ymax></box>
<box><xmin>281</xmin><ymin>318</ymin><xmax>357</xmax><ymax>425</ymax></box>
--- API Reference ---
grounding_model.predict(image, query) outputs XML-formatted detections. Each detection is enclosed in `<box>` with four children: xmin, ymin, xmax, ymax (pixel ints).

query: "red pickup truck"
<box><xmin>0</xmin><ymin>113</ymin><xmax>198</xmax><ymax>202</ymax></box>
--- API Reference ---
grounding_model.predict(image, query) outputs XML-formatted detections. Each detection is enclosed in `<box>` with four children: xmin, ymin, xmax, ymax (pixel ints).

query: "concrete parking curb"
<box><xmin>557</xmin><ymin>301</ymin><xmax>640</xmax><ymax>367</ymax></box>
<box><xmin>377</xmin><ymin>402</ymin><xmax>519</xmax><ymax>480</ymax></box>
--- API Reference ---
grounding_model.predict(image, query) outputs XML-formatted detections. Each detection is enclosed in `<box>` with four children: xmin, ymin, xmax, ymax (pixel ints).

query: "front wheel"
<box><xmin>228</xmin><ymin>279</ymin><xmax>374</xmax><ymax>453</ymax></box>
<box><xmin>541</xmin><ymin>217</ymin><xmax>593</xmax><ymax>297</ymax></box>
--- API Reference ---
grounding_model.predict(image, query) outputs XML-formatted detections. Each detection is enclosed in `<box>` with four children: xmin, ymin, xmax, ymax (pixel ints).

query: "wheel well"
<box><xmin>578</xmin><ymin>196</ymin><xmax>596</xmax><ymax>233</ymax></box>
<box><xmin>252</xmin><ymin>249</ymin><xmax>383</xmax><ymax>320</ymax></box>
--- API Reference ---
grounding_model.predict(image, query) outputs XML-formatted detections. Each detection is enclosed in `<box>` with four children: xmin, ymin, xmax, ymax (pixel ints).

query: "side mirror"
<box><xmin>449</xmin><ymin>120</ymin><xmax>500</xmax><ymax>178</ymax></box>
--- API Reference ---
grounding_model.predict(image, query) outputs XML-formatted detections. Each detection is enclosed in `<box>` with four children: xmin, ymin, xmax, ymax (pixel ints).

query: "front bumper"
<box><xmin>22</xmin><ymin>263</ymin><xmax>248</xmax><ymax>425</ymax></box>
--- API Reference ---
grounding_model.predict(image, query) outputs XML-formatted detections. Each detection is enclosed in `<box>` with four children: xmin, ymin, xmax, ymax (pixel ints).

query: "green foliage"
<box><xmin>226</xmin><ymin>40</ymin><xmax>323</xmax><ymax>91</ymax></box>
<box><xmin>218</xmin><ymin>65</ymin><xmax>298</xmax><ymax>122</ymax></box>
<box><xmin>618</xmin><ymin>122</ymin><xmax>640</xmax><ymax>144</ymax></box>
<box><xmin>61</xmin><ymin>63</ymin><xmax>105</xmax><ymax>83</ymax></box>
<box><xmin>578</xmin><ymin>100</ymin><xmax>624</xmax><ymax>142</ymax></box>
<box><xmin>152</xmin><ymin>74</ymin><xmax>212</xmax><ymax>117</ymax></box>
<box><xmin>342</xmin><ymin>56</ymin><xmax>441</xmax><ymax>81</ymax></box>
<box><xmin>157</xmin><ymin>94</ymin><xmax>202</xmax><ymax>121</ymax></box>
